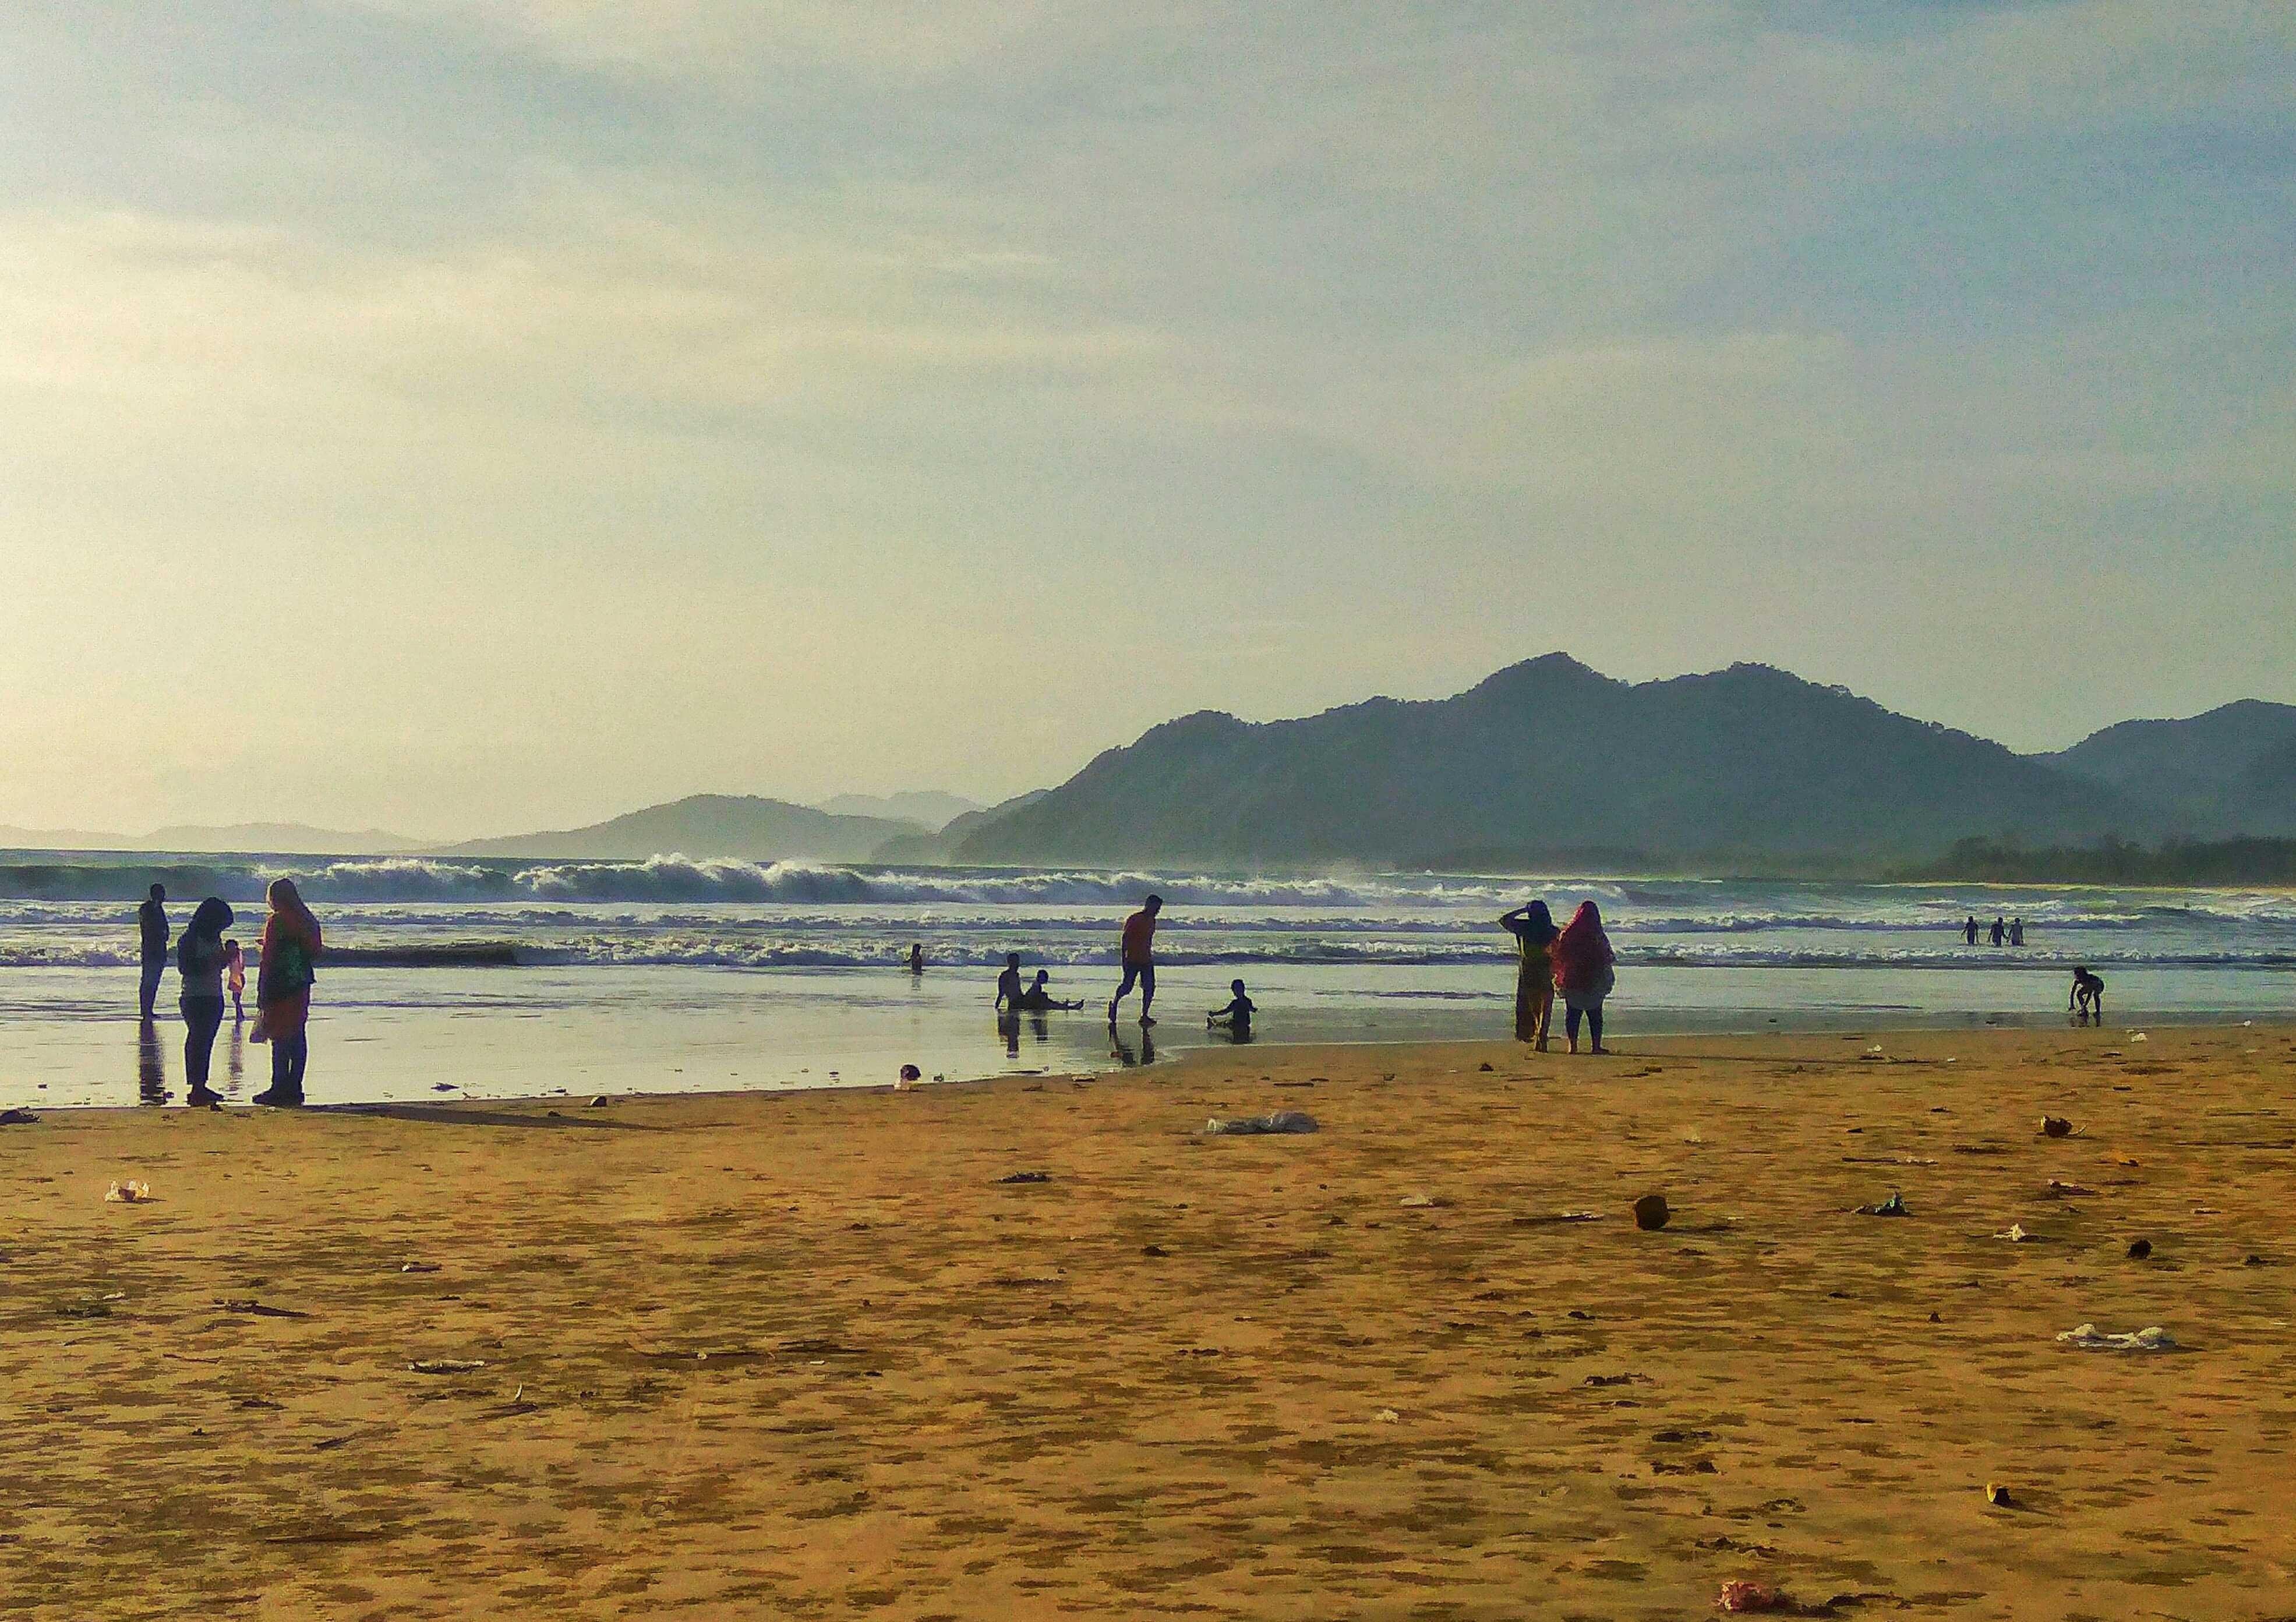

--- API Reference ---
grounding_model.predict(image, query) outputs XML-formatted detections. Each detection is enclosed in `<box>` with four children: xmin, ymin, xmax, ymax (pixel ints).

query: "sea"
<box><xmin>3</xmin><ymin>850</ymin><xmax>2292</xmax><ymax>1108</ymax></box>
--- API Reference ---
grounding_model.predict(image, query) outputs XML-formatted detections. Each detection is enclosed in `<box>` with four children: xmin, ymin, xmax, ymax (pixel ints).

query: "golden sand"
<box><xmin>5</xmin><ymin>1024</ymin><xmax>2295</xmax><ymax>1619</ymax></box>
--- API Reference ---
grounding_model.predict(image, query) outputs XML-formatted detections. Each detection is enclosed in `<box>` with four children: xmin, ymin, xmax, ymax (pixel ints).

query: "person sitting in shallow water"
<box><xmin>2070</xmin><ymin>966</ymin><xmax>2105</xmax><ymax>1023</ymax></box>
<box><xmin>1018</xmin><ymin>970</ymin><xmax>1085</xmax><ymax>1012</ymax></box>
<box><xmin>1208</xmin><ymin>978</ymin><xmax>1257</xmax><ymax>1036</ymax></box>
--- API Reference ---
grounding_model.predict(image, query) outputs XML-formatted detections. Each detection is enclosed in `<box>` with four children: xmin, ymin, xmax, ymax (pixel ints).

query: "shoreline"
<box><xmin>7</xmin><ymin>1010</ymin><xmax>2286</xmax><ymax>1116</ymax></box>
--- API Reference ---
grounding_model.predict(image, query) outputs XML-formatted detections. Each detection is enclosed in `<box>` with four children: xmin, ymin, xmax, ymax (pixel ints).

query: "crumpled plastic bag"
<box><xmin>105</xmin><ymin>1179</ymin><xmax>153</xmax><ymax>1204</ymax></box>
<box><xmin>1204</xmin><ymin>1110</ymin><xmax>1319</xmax><ymax>1136</ymax></box>
<box><xmin>2057</xmin><ymin>1323</ymin><xmax>2176</xmax><ymax>1352</ymax></box>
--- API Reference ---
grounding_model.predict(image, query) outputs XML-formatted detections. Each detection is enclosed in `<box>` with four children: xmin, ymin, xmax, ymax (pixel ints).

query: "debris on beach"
<box><xmin>895</xmin><ymin>1064</ymin><xmax>921</xmax><ymax>1090</ymax></box>
<box><xmin>218</xmin><ymin>1298</ymin><xmax>310</xmax><ymax>1319</ymax></box>
<box><xmin>2041</xmin><ymin>1115</ymin><xmax>2075</xmax><ymax>1138</ymax></box>
<box><xmin>587</xmin><ymin>1096</ymin><xmax>609</xmax><ymax>1108</ymax></box>
<box><xmin>1984</xmin><ymin>1482</ymin><xmax>2014</xmax><ymax>1507</ymax></box>
<box><xmin>996</xmin><ymin>1171</ymin><xmax>1052</xmax><ymax>1183</ymax></box>
<box><xmin>1716</xmin><ymin>1578</ymin><xmax>1790</xmax><ymax>1612</ymax></box>
<box><xmin>1372</xmin><ymin>1408</ymin><xmax>1401</xmax><ymax>1423</ymax></box>
<box><xmin>400</xmin><ymin>1261</ymin><xmax>440</xmax><ymax>1274</ymax></box>
<box><xmin>408</xmin><ymin>1358</ymin><xmax>489</xmax><ymax>1373</ymax></box>
<box><xmin>2044</xmin><ymin>1179</ymin><xmax>2097</xmax><ymax>1197</ymax></box>
<box><xmin>1633</xmin><ymin>1193</ymin><xmax>1671</xmax><ymax>1231</ymax></box>
<box><xmin>2127</xmin><ymin>1238</ymin><xmax>2153</xmax><ymax>1260</ymax></box>
<box><xmin>2057</xmin><ymin>1323</ymin><xmax>2176</xmax><ymax>1352</ymax></box>
<box><xmin>1994</xmin><ymin>1224</ymin><xmax>2043</xmax><ymax>1242</ymax></box>
<box><xmin>1515</xmin><ymin>1210</ymin><xmax>1605</xmax><ymax>1225</ymax></box>
<box><xmin>1203</xmin><ymin>1111</ymin><xmax>1319</xmax><ymax>1136</ymax></box>
<box><xmin>104</xmin><ymin>1179</ymin><xmax>153</xmax><ymax>1204</ymax></box>
<box><xmin>1855</xmin><ymin>1191</ymin><xmax>1908</xmax><ymax>1216</ymax></box>
<box><xmin>0</xmin><ymin>1108</ymin><xmax>37</xmax><ymax>1125</ymax></box>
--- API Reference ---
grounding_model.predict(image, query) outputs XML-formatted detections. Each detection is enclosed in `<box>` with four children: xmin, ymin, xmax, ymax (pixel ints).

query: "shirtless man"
<box><xmin>1108</xmin><ymin>895</ymin><xmax>1163</xmax><ymax>1026</ymax></box>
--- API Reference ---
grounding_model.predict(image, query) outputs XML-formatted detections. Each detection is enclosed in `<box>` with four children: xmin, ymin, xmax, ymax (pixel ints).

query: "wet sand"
<box><xmin>5</xmin><ymin>1024</ymin><xmax>2294</xmax><ymax>1619</ymax></box>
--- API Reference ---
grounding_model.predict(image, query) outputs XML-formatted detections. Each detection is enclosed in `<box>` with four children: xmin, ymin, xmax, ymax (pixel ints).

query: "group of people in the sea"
<box><xmin>134</xmin><ymin>879</ymin><xmax>323</xmax><ymax>1107</ymax></box>
<box><xmin>1965</xmin><ymin>913</ymin><xmax>2027</xmax><ymax>948</ymax></box>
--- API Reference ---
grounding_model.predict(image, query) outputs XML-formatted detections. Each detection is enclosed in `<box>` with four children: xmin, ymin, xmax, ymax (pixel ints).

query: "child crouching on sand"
<box><xmin>1209</xmin><ymin>979</ymin><xmax>1256</xmax><ymax>1037</ymax></box>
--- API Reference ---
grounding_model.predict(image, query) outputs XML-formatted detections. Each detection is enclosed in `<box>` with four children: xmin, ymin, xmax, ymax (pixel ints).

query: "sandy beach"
<box><xmin>6</xmin><ymin>1023</ymin><xmax>2294</xmax><ymax>1619</ymax></box>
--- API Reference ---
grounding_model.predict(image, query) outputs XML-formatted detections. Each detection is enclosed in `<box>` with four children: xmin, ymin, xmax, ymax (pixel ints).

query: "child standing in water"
<box><xmin>222</xmin><ymin>939</ymin><xmax>246</xmax><ymax>1018</ymax></box>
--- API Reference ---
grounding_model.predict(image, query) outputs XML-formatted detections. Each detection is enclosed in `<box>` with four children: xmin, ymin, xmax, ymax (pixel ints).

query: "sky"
<box><xmin>1</xmin><ymin>1</ymin><xmax>2291</xmax><ymax>840</ymax></box>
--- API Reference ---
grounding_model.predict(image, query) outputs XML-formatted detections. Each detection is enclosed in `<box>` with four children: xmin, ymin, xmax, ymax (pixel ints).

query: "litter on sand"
<box><xmin>1203</xmin><ymin>1111</ymin><xmax>1319</xmax><ymax>1136</ymax></box>
<box><xmin>1994</xmin><ymin>1224</ymin><xmax>2044</xmax><ymax>1242</ymax></box>
<box><xmin>408</xmin><ymin>1358</ymin><xmax>489</xmax><ymax>1373</ymax></box>
<box><xmin>0</xmin><ymin>1108</ymin><xmax>37</xmax><ymax>1125</ymax></box>
<box><xmin>1855</xmin><ymin>1192</ymin><xmax>1908</xmax><ymax>1216</ymax></box>
<box><xmin>1633</xmin><ymin>1193</ymin><xmax>1671</xmax><ymax>1231</ymax></box>
<box><xmin>1716</xmin><ymin>1579</ymin><xmax>1791</xmax><ymax>1613</ymax></box>
<box><xmin>1398</xmin><ymin>1193</ymin><xmax>1448</xmax><ymax>1208</ymax></box>
<box><xmin>996</xmin><ymin>1171</ymin><xmax>1052</xmax><ymax>1183</ymax></box>
<box><xmin>2041</xmin><ymin>1116</ymin><xmax>2076</xmax><ymax>1138</ymax></box>
<box><xmin>2057</xmin><ymin>1324</ymin><xmax>2176</xmax><ymax>1352</ymax></box>
<box><xmin>104</xmin><ymin>1180</ymin><xmax>153</xmax><ymax>1204</ymax></box>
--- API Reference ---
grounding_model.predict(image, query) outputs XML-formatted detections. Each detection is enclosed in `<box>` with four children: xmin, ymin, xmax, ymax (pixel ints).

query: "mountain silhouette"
<box><xmin>2043</xmin><ymin>699</ymin><xmax>2296</xmax><ymax>838</ymax></box>
<box><xmin>447</xmin><ymin>795</ymin><xmax>922</xmax><ymax>863</ymax></box>
<box><xmin>954</xmin><ymin>656</ymin><xmax>2137</xmax><ymax>868</ymax></box>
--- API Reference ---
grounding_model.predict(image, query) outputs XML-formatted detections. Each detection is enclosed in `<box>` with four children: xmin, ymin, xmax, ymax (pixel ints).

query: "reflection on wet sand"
<box><xmin>136</xmin><ymin>1019</ymin><xmax>167</xmax><ymax>1106</ymax></box>
<box><xmin>1108</xmin><ymin>1027</ymin><xmax>1156</xmax><ymax>1067</ymax></box>
<box><xmin>226</xmin><ymin>1014</ymin><xmax>246</xmax><ymax>1094</ymax></box>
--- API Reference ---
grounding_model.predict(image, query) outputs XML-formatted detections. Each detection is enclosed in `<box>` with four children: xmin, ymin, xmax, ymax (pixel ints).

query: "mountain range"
<box><xmin>949</xmin><ymin>658</ymin><xmax>2296</xmax><ymax>870</ymax></box>
<box><xmin>8</xmin><ymin>662</ymin><xmax>2289</xmax><ymax>870</ymax></box>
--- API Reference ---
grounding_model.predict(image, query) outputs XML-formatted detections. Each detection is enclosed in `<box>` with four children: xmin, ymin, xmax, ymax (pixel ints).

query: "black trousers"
<box><xmin>181</xmin><ymin>995</ymin><xmax>227</xmax><ymax>1089</ymax></box>
<box><xmin>270</xmin><ymin>1030</ymin><xmax>309</xmax><ymax>1096</ymax></box>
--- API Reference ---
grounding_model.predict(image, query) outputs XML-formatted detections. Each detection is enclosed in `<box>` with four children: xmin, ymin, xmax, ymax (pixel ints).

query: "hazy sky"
<box><xmin>3</xmin><ymin>2</ymin><xmax>2291</xmax><ymax>839</ymax></box>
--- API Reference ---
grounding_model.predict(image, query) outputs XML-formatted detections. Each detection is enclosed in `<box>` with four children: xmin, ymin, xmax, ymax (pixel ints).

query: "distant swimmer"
<box><xmin>1964</xmin><ymin>915</ymin><xmax>1980</xmax><ymax>948</ymax></box>
<box><xmin>1019</xmin><ymin>970</ymin><xmax>1086</xmax><ymax>1012</ymax></box>
<box><xmin>994</xmin><ymin>952</ymin><xmax>1025</xmax><ymax>1012</ymax></box>
<box><xmin>1109</xmin><ymin>895</ymin><xmax>1162</xmax><ymax>1026</ymax></box>
<box><xmin>2009</xmin><ymin>917</ymin><xmax>2025</xmax><ymax>948</ymax></box>
<box><xmin>137</xmin><ymin>884</ymin><xmax>169</xmax><ymax>1020</ymax></box>
<box><xmin>2071</xmin><ymin>966</ymin><xmax>2106</xmax><ymax>1023</ymax></box>
<box><xmin>1207</xmin><ymin>978</ymin><xmax>1257</xmax><ymax>1038</ymax></box>
<box><xmin>1990</xmin><ymin>916</ymin><xmax>2007</xmax><ymax>948</ymax></box>
<box><xmin>908</xmin><ymin>942</ymin><xmax>925</xmax><ymax>975</ymax></box>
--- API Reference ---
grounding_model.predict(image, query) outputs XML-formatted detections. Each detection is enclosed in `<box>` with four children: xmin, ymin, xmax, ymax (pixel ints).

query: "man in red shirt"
<box><xmin>1109</xmin><ymin>894</ymin><xmax>1163</xmax><ymax>1026</ymax></box>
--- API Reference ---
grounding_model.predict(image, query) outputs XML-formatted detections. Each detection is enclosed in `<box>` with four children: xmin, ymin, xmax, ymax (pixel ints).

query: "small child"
<box><xmin>222</xmin><ymin>939</ymin><xmax>246</xmax><ymax>1018</ymax></box>
<box><xmin>1208</xmin><ymin>978</ymin><xmax>1256</xmax><ymax>1036</ymax></box>
<box><xmin>2070</xmin><ymin>966</ymin><xmax>2104</xmax><ymax>1023</ymax></box>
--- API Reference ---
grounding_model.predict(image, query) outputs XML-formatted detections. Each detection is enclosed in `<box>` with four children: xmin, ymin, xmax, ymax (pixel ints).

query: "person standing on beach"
<box><xmin>1497</xmin><ymin>899</ymin><xmax>1560</xmax><ymax>1049</ymax></box>
<box><xmin>1109</xmin><ymin>894</ymin><xmax>1162</xmax><ymax>1026</ymax></box>
<box><xmin>137</xmin><ymin>884</ymin><xmax>169</xmax><ymax>1019</ymax></box>
<box><xmin>995</xmin><ymin>952</ymin><xmax>1025</xmax><ymax>1012</ymax></box>
<box><xmin>253</xmin><ymin>878</ymin><xmax>323</xmax><ymax>1107</ymax></box>
<box><xmin>1551</xmin><ymin>901</ymin><xmax>1617</xmax><ymax>1055</ymax></box>
<box><xmin>1963</xmin><ymin>915</ymin><xmax>1979</xmax><ymax>947</ymax></box>
<box><xmin>177</xmin><ymin>897</ymin><xmax>234</xmax><ymax>1107</ymax></box>
<box><xmin>223</xmin><ymin>939</ymin><xmax>246</xmax><ymax>1017</ymax></box>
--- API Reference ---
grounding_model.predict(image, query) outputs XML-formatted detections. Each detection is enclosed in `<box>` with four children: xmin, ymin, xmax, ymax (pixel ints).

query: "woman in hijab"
<box><xmin>1497</xmin><ymin>899</ymin><xmax>1560</xmax><ymax>1049</ymax></box>
<box><xmin>254</xmin><ymin>878</ymin><xmax>323</xmax><ymax>1106</ymax></box>
<box><xmin>1550</xmin><ymin>900</ymin><xmax>1617</xmax><ymax>1055</ymax></box>
<box><xmin>176</xmin><ymin>896</ymin><xmax>235</xmax><ymax>1106</ymax></box>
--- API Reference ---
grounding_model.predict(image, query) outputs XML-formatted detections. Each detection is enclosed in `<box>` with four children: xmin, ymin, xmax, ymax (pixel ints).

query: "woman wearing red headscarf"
<box><xmin>1549</xmin><ymin>900</ymin><xmax>1616</xmax><ymax>1055</ymax></box>
<box><xmin>253</xmin><ymin>878</ymin><xmax>323</xmax><ymax>1105</ymax></box>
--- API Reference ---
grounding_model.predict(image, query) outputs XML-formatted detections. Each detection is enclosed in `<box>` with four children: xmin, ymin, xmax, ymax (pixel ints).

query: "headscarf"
<box><xmin>188</xmin><ymin>896</ymin><xmax>235</xmax><ymax>941</ymax></box>
<box><xmin>266</xmin><ymin>878</ymin><xmax>323</xmax><ymax>952</ymax></box>
<box><xmin>1514</xmin><ymin>899</ymin><xmax>1560</xmax><ymax>946</ymax></box>
<box><xmin>1550</xmin><ymin>900</ymin><xmax>1615</xmax><ymax>992</ymax></box>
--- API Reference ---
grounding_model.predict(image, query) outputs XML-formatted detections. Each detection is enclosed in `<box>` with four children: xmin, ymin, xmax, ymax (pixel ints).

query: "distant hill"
<box><xmin>868</xmin><ymin>790</ymin><xmax>1050</xmax><ymax>864</ymax></box>
<box><xmin>813</xmin><ymin>791</ymin><xmax>982</xmax><ymax>831</ymax></box>
<box><xmin>954</xmin><ymin>656</ymin><xmax>2137</xmax><ymax>869</ymax></box>
<box><xmin>0</xmin><ymin>822</ymin><xmax>422</xmax><ymax>855</ymax></box>
<box><xmin>446</xmin><ymin>795</ymin><xmax>921</xmax><ymax>863</ymax></box>
<box><xmin>1908</xmin><ymin>835</ymin><xmax>2296</xmax><ymax>886</ymax></box>
<box><xmin>2040</xmin><ymin>700</ymin><xmax>2296</xmax><ymax>838</ymax></box>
